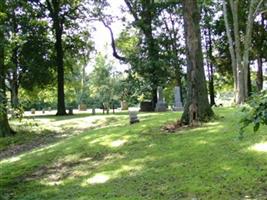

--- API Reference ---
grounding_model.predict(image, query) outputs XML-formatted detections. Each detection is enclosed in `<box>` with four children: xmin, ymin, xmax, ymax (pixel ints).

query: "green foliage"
<box><xmin>89</xmin><ymin>54</ymin><xmax>126</xmax><ymax>108</ymax></box>
<box><xmin>239</xmin><ymin>91</ymin><xmax>267</xmax><ymax>138</ymax></box>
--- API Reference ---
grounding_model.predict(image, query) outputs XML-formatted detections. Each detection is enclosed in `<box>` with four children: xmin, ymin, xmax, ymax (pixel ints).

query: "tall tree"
<box><xmin>202</xmin><ymin>5</ymin><xmax>216</xmax><ymax>106</ymax></box>
<box><xmin>223</xmin><ymin>0</ymin><xmax>266</xmax><ymax>103</ymax></box>
<box><xmin>181</xmin><ymin>0</ymin><xmax>214</xmax><ymax>124</ymax></box>
<box><xmin>0</xmin><ymin>1</ymin><xmax>14</xmax><ymax>137</ymax></box>
<box><xmin>43</xmin><ymin>0</ymin><xmax>82</xmax><ymax>115</ymax></box>
<box><xmin>46</xmin><ymin>0</ymin><xmax>67</xmax><ymax>115</ymax></box>
<box><xmin>123</xmin><ymin>0</ymin><xmax>164</xmax><ymax>108</ymax></box>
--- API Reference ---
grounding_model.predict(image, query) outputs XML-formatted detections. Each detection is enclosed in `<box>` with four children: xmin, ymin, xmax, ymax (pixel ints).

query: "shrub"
<box><xmin>239</xmin><ymin>91</ymin><xmax>267</xmax><ymax>138</ymax></box>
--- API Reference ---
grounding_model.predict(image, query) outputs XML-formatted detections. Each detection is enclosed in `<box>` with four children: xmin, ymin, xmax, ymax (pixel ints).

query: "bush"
<box><xmin>239</xmin><ymin>91</ymin><xmax>267</xmax><ymax>138</ymax></box>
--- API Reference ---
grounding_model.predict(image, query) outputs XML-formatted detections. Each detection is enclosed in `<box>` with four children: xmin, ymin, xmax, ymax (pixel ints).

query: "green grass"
<box><xmin>1</xmin><ymin>108</ymin><xmax>267</xmax><ymax>199</ymax></box>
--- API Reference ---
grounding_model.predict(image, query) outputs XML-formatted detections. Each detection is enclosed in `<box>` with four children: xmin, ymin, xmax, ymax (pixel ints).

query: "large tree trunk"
<box><xmin>53</xmin><ymin>5</ymin><xmax>66</xmax><ymax>116</ymax></box>
<box><xmin>0</xmin><ymin>14</ymin><xmax>14</xmax><ymax>137</ymax></box>
<box><xmin>181</xmin><ymin>0</ymin><xmax>214</xmax><ymax>125</ymax></box>
<box><xmin>55</xmin><ymin>26</ymin><xmax>66</xmax><ymax>115</ymax></box>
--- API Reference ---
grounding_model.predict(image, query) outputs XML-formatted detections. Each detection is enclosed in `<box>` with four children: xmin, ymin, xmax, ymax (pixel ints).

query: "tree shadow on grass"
<box><xmin>1</xmin><ymin>115</ymin><xmax>129</xmax><ymax>160</ymax></box>
<box><xmin>2</xmin><ymin>109</ymin><xmax>267</xmax><ymax>199</ymax></box>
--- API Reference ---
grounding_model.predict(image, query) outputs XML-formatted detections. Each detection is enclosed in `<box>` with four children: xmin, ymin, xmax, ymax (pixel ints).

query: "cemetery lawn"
<box><xmin>1</xmin><ymin>108</ymin><xmax>267</xmax><ymax>199</ymax></box>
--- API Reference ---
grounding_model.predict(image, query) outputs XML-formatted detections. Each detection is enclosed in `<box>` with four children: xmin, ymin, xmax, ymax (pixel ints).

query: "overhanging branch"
<box><xmin>101</xmin><ymin>20</ymin><xmax>127</xmax><ymax>62</ymax></box>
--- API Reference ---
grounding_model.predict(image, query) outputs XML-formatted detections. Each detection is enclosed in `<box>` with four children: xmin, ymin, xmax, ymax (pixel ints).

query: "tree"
<box><xmin>202</xmin><ymin>4</ymin><xmax>216</xmax><ymax>106</ymax></box>
<box><xmin>89</xmin><ymin>54</ymin><xmax>114</xmax><ymax>112</ymax></box>
<box><xmin>43</xmin><ymin>0</ymin><xmax>83</xmax><ymax>115</ymax></box>
<box><xmin>252</xmin><ymin>14</ymin><xmax>267</xmax><ymax>91</ymax></box>
<box><xmin>223</xmin><ymin>0</ymin><xmax>266</xmax><ymax>104</ymax></box>
<box><xmin>0</xmin><ymin>1</ymin><xmax>14</xmax><ymax>137</ymax></box>
<box><xmin>3</xmin><ymin>0</ymin><xmax>55</xmax><ymax>110</ymax></box>
<box><xmin>181</xmin><ymin>0</ymin><xmax>214</xmax><ymax>125</ymax></box>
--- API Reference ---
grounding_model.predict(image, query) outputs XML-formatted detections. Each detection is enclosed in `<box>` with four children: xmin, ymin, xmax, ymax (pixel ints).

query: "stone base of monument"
<box><xmin>155</xmin><ymin>101</ymin><xmax>167</xmax><ymax>112</ymax></box>
<box><xmin>173</xmin><ymin>107</ymin><xmax>184</xmax><ymax>111</ymax></box>
<box><xmin>129</xmin><ymin>111</ymin><xmax>140</xmax><ymax>124</ymax></box>
<box><xmin>173</xmin><ymin>102</ymin><xmax>183</xmax><ymax>111</ymax></box>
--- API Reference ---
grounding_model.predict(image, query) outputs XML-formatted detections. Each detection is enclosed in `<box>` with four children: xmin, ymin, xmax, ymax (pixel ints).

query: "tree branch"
<box><xmin>101</xmin><ymin>20</ymin><xmax>127</xmax><ymax>62</ymax></box>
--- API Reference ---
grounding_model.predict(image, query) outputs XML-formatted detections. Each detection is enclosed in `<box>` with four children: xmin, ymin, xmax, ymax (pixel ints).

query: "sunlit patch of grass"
<box><xmin>1</xmin><ymin>108</ymin><xmax>267</xmax><ymax>199</ymax></box>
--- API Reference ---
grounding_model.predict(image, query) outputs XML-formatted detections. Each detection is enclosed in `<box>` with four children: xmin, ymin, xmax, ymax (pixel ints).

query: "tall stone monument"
<box><xmin>173</xmin><ymin>86</ymin><xmax>183</xmax><ymax>111</ymax></box>
<box><xmin>155</xmin><ymin>86</ymin><xmax>167</xmax><ymax>112</ymax></box>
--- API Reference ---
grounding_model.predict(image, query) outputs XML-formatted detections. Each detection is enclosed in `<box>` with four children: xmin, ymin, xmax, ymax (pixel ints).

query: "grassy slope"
<box><xmin>1</xmin><ymin>108</ymin><xmax>267</xmax><ymax>200</ymax></box>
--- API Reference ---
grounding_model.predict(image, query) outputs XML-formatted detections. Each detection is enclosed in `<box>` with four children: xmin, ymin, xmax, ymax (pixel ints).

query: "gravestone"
<box><xmin>155</xmin><ymin>86</ymin><xmax>167</xmax><ymax>112</ymax></box>
<box><xmin>79</xmin><ymin>103</ymin><xmax>87</xmax><ymax>111</ymax></box>
<box><xmin>31</xmin><ymin>108</ymin><xmax>35</xmax><ymax>114</ymax></box>
<box><xmin>92</xmin><ymin>107</ymin><xmax>96</xmax><ymax>115</ymax></box>
<box><xmin>121</xmin><ymin>101</ymin><xmax>128</xmax><ymax>110</ymax></box>
<box><xmin>68</xmin><ymin>107</ymin><xmax>73</xmax><ymax>115</ymax></box>
<box><xmin>140</xmin><ymin>101</ymin><xmax>154</xmax><ymax>112</ymax></box>
<box><xmin>129</xmin><ymin>111</ymin><xmax>140</xmax><ymax>124</ymax></box>
<box><xmin>173</xmin><ymin>86</ymin><xmax>183</xmax><ymax>111</ymax></box>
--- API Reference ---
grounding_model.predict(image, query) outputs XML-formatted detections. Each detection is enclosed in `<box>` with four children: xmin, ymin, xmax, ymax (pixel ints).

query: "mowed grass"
<box><xmin>1</xmin><ymin>108</ymin><xmax>267</xmax><ymax>199</ymax></box>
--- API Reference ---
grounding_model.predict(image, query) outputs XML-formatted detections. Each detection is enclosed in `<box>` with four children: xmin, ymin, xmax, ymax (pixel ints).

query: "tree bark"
<box><xmin>10</xmin><ymin>10</ymin><xmax>19</xmax><ymax>108</ymax></box>
<box><xmin>223</xmin><ymin>1</ymin><xmax>237</xmax><ymax>101</ymax></box>
<box><xmin>181</xmin><ymin>0</ymin><xmax>214</xmax><ymax>125</ymax></box>
<box><xmin>0</xmin><ymin>10</ymin><xmax>14</xmax><ymax>137</ymax></box>
<box><xmin>47</xmin><ymin>0</ymin><xmax>67</xmax><ymax>116</ymax></box>
<box><xmin>247</xmin><ymin>64</ymin><xmax>252</xmax><ymax>96</ymax></box>
<box><xmin>224</xmin><ymin>0</ymin><xmax>263</xmax><ymax>104</ymax></box>
<box><xmin>230</xmin><ymin>0</ymin><xmax>246</xmax><ymax>104</ymax></box>
<box><xmin>256</xmin><ymin>57</ymin><xmax>263</xmax><ymax>91</ymax></box>
<box><xmin>55</xmin><ymin>23</ymin><xmax>67</xmax><ymax>115</ymax></box>
<box><xmin>203</xmin><ymin>11</ymin><xmax>216</xmax><ymax>107</ymax></box>
<box><xmin>242</xmin><ymin>0</ymin><xmax>258</xmax><ymax>99</ymax></box>
<box><xmin>10</xmin><ymin>48</ymin><xmax>19</xmax><ymax>108</ymax></box>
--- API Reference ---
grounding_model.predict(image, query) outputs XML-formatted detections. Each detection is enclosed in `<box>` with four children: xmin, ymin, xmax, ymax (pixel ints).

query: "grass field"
<box><xmin>1</xmin><ymin>108</ymin><xmax>267</xmax><ymax>199</ymax></box>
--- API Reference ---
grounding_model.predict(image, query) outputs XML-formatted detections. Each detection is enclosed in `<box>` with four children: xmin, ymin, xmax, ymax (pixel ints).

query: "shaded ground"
<box><xmin>1</xmin><ymin>108</ymin><xmax>267</xmax><ymax>199</ymax></box>
<box><xmin>0</xmin><ymin>113</ymin><xmax>129</xmax><ymax>159</ymax></box>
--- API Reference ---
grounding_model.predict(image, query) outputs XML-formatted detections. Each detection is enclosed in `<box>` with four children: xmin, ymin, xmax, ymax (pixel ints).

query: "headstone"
<box><xmin>92</xmin><ymin>107</ymin><xmax>96</xmax><ymax>115</ymax></box>
<box><xmin>121</xmin><ymin>101</ymin><xmax>128</xmax><ymax>110</ymax></box>
<box><xmin>79</xmin><ymin>103</ymin><xmax>87</xmax><ymax>111</ymax></box>
<box><xmin>129</xmin><ymin>111</ymin><xmax>140</xmax><ymax>124</ymax></box>
<box><xmin>68</xmin><ymin>107</ymin><xmax>73</xmax><ymax>115</ymax></box>
<box><xmin>140</xmin><ymin>101</ymin><xmax>154</xmax><ymax>112</ymax></box>
<box><xmin>155</xmin><ymin>86</ymin><xmax>167</xmax><ymax>112</ymax></box>
<box><xmin>173</xmin><ymin>86</ymin><xmax>183</xmax><ymax>111</ymax></box>
<box><xmin>31</xmin><ymin>108</ymin><xmax>35</xmax><ymax>114</ymax></box>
